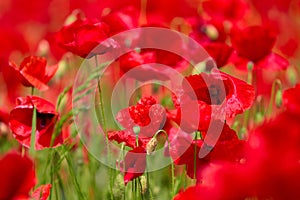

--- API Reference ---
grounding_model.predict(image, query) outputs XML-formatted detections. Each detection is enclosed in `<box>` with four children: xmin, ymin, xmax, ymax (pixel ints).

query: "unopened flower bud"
<box><xmin>275</xmin><ymin>90</ymin><xmax>282</xmax><ymax>108</ymax></box>
<box><xmin>146</xmin><ymin>137</ymin><xmax>158</xmax><ymax>155</ymax></box>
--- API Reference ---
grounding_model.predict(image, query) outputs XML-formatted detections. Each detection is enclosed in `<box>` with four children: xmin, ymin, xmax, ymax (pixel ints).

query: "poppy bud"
<box><xmin>146</xmin><ymin>137</ymin><xmax>158</xmax><ymax>155</ymax></box>
<box><xmin>275</xmin><ymin>90</ymin><xmax>282</xmax><ymax>108</ymax></box>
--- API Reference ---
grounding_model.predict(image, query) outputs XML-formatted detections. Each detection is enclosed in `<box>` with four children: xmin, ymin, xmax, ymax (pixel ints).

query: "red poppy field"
<box><xmin>1</xmin><ymin>0</ymin><xmax>300</xmax><ymax>199</ymax></box>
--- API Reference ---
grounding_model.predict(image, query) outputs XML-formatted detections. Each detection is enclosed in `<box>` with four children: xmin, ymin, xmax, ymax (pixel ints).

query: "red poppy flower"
<box><xmin>31</xmin><ymin>184</ymin><xmax>52</xmax><ymax>200</ymax></box>
<box><xmin>230</xmin><ymin>26</ymin><xmax>289</xmax><ymax>70</ymax></box>
<box><xmin>0</xmin><ymin>151</ymin><xmax>36</xmax><ymax>200</ymax></box>
<box><xmin>173</xmin><ymin>185</ymin><xmax>203</xmax><ymax>200</ymax></box>
<box><xmin>202</xmin><ymin>0</ymin><xmax>248</xmax><ymax>22</ymax></box>
<box><xmin>9</xmin><ymin>96</ymin><xmax>62</xmax><ymax>150</ymax></box>
<box><xmin>194</xmin><ymin>112</ymin><xmax>300</xmax><ymax>200</ymax></box>
<box><xmin>56</xmin><ymin>13</ymin><xmax>117</xmax><ymax>58</ymax></box>
<box><xmin>119</xmin><ymin>49</ymin><xmax>189</xmax><ymax>81</ymax></box>
<box><xmin>185</xmin><ymin>70</ymin><xmax>254</xmax><ymax>115</ymax></box>
<box><xmin>123</xmin><ymin>146</ymin><xmax>147</xmax><ymax>185</ymax></box>
<box><xmin>119</xmin><ymin>50</ymin><xmax>157</xmax><ymax>75</ymax></box>
<box><xmin>283</xmin><ymin>83</ymin><xmax>300</xmax><ymax>116</ymax></box>
<box><xmin>203</xmin><ymin>42</ymin><xmax>233</xmax><ymax>68</ymax></box>
<box><xmin>8</xmin><ymin>56</ymin><xmax>58</xmax><ymax>91</ymax></box>
<box><xmin>101</xmin><ymin>6</ymin><xmax>139</xmax><ymax>35</ymax></box>
<box><xmin>169</xmin><ymin>121</ymin><xmax>244</xmax><ymax>179</ymax></box>
<box><xmin>0</xmin><ymin>108</ymin><xmax>9</xmax><ymax>125</ymax></box>
<box><xmin>172</xmin><ymin>70</ymin><xmax>255</xmax><ymax>132</ymax></box>
<box><xmin>251</xmin><ymin>0</ymin><xmax>292</xmax><ymax>14</ymax></box>
<box><xmin>108</xmin><ymin>96</ymin><xmax>166</xmax><ymax>146</ymax></box>
<box><xmin>188</xmin><ymin>19</ymin><xmax>228</xmax><ymax>44</ymax></box>
<box><xmin>146</xmin><ymin>0</ymin><xmax>198</xmax><ymax>24</ymax></box>
<box><xmin>174</xmin><ymin>95</ymin><xmax>300</xmax><ymax>199</ymax></box>
<box><xmin>108</xmin><ymin>130</ymin><xmax>151</xmax><ymax>149</ymax></box>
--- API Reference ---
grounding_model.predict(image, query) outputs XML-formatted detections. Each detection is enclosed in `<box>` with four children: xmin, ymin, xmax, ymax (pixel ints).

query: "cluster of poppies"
<box><xmin>0</xmin><ymin>0</ymin><xmax>300</xmax><ymax>199</ymax></box>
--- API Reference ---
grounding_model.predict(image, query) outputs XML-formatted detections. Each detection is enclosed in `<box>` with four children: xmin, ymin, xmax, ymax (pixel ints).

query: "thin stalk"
<box><xmin>152</xmin><ymin>130</ymin><xmax>175</xmax><ymax>198</ymax></box>
<box><xmin>138</xmin><ymin>177</ymin><xmax>144</xmax><ymax>200</ymax></box>
<box><xmin>239</xmin><ymin>62</ymin><xmax>254</xmax><ymax>137</ymax></box>
<box><xmin>56</xmin><ymin>85</ymin><xmax>72</xmax><ymax>111</ymax></box>
<box><xmin>95</xmin><ymin>56</ymin><xmax>114</xmax><ymax>200</ymax></box>
<box><xmin>146</xmin><ymin>170</ymin><xmax>154</xmax><ymax>200</ymax></box>
<box><xmin>30</xmin><ymin>106</ymin><xmax>37</xmax><ymax>154</ymax></box>
<box><xmin>57</xmin><ymin>173</ymin><xmax>67</xmax><ymax>200</ymax></box>
<box><xmin>65</xmin><ymin>153</ymin><xmax>86</xmax><ymax>200</ymax></box>
<box><xmin>267</xmin><ymin>79</ymin><xmax>282</xmax><ymax>118</ymax></box>
<box><xmin>193</xmin><ymin>132</ymin><xmax>198</xmax><ymax>180</ymax></box>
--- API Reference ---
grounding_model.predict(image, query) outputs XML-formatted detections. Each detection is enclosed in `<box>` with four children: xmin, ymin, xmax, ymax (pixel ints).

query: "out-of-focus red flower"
<box><xmin>0</xmin><ymin>108</ymin><xmax>9</xmax><ymax>125</ymax></box>
<box><xmin>0</xmin><ymin>29</ymin><xmax>39</xmax><ymax>104</ymax></box>
<box><xmin>202</xmin><ymin>0</ymin><xmax>248</xmax><ymax>22</ymax></box>
<box><xmin>251</xmin><ymin>0</ymin><xmax>292</xmax><ymax>15</ymax></box>
<box><xmin>146</xmin><ymin>0</ymin><xmax>198</xmax><ymax>24</ymax></box>
<box><xmin>31</xmin><ymin>184</ymin><xmax>52</xmax><ymax>200</ymax></box>
<box><xmin>0</xmin><ymin>29</ymin><xmax>29</xmax><ymax>72</ymax></box>
<box><xmin>197</xmin><ymin>112</ymin><xmax>300</xmax><ymax>199</ymax></box>
<box><xmin>169</xmin><ymin>122</ymin><xmax>244</xmax><ymax>179</ymax></box>
<box><xmin>0</xmin><ymin>151</ymin><xmax>36</xmax><ymax>200</ymax></box>
<box><xmin>283</xmin><ymin>83</ymin><xmax>300</xmax><ymax>116</ymax></box>
<box><xmin>101</xmin><ymin>6</ymin><xmax>139</xmax><ymax>35</ymax></box>
<box><xmin>231</xmin><ymin>26</ymin><xmax>275</xmax><ymax>62</ymax></box>
<box><xmin>230</xmin><ymin>26</ymin><xmax>289</xmax><ymax>70</ymax></box>
<box><xmin>188</xmin><ymin>19</ymin><xmax>228</xmax><ymax>44</ymax></box>
<box><xmin>118</xmin><ymin>49</ymin><xmax>189</xmax><ymax>81</ymax></box>
<box><xmin>172</xmin><ymin>70</ymin><xmax>255</xmax><ymax>132</ymax></box>
<box><xmin>174</xmin><ymin>86</ymin><xmax>300</xmax><ymax>199</ymax></box>
<box><xmin>123</xmin><ymin>146</ymin><xmax>147</xmax><ymax>185</ymax></box>
<box><xmin>173</xmin><ymin>185</ymin><xmax>203</xmax><ymax>200</ymax></box>
<box><xmin>280</xmin><ymin>38</ymin><xmax>299</xmax><ymax>58</ymax></box>
<box><xmin>0</xmin><ymin>0</ymin><xmax>51</xmax><ymax>25</ymax></box>
<box><xmin>9</xmin><ymin>96</ymin><xmax>63</xmax><ymax>150</ymax></box>
<box><xmin>56</xmin><ymin>13</ymin><xmax>116</xmax><ymax>58</ymax></box>
<box><xmin>119</xmin><ymin>50</ymin><xmax>156</xmax><ymax>74</ymax></box>
<box><xmin>8</xmin><ymin>56</ymin><xmax>58</xmax><ymax>91</ymax></box>
<box><xmin>203</xmin><ymin>43</ymin><xmax>233</xmax><ymax>68</ymax></box>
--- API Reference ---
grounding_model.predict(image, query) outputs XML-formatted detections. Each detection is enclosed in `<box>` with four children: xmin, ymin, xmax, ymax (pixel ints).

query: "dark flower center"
<box><xmin>209</xmin><ymin>84</ymin><xmax>223</xmax><ymax>105</ymax></box>
<box><xmin>36</xmin><ymin>113</ymin><xmax>56</xmax><ymax>130</ymax></box>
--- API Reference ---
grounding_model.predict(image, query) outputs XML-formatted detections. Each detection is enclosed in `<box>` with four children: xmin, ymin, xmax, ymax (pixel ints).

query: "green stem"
<box><xmin>30</xmin><ymin>106</ymin><xmax>37</xmax><ymax>154</ymax></box>
<box><xmin>247</xmin><ymin>62</ymin><xmax>254</xmax><ymax>84</ymax></box>
<box><xmin>65</xmin><ymin>152</ymin><xmax>86</xmax><ymax>200</ymax></box>
<box><xmin>146</xmin><ymin>170</ymin><xmax>154</xmax><ymax>200</ymax></box>
<box><xmin>95</xmin><ymin>56</ymin><xmax>114</xmax><ymax>200</ymax></box>
<box><xmin>56</xmin><ymin>85</ymin><xmax>72</xmax><ymax>111</ymax></box>
<box><xmin>152</xmin><ymin>130</ymin><xmax>175</xmax><ymax>198</ymax></box>
<box><xmin>193</xmin><ymin>132</ymin><xmax>198</xmax><ymax>180</ymax></box>
<box><xmin>57</xmin><ymin>172</ymin><xmax>67</xmax><ymax>200</ymax></box>
<box><xmin>31</xmin><ymin>87</ymin><xmax>35</xmax><ymax>95</ymax></box>
<box><xmin>267</xmin><ymin>79</ymin><xmax>282</xmax><ymax>118</ymax></box>
<box><xmin>138</xmin><ymin>177</ymin><xmax>144</xmax><ymax>200</ymax></box>
<box><xmin>95</xmin><ymin>56</ymin><xmax>107</xmax><ymax>133</ymax></box>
